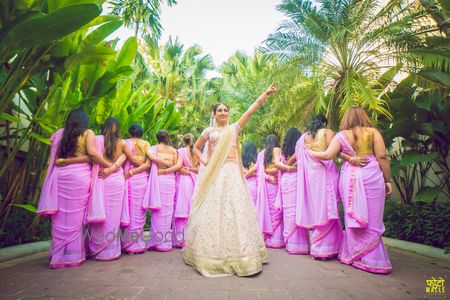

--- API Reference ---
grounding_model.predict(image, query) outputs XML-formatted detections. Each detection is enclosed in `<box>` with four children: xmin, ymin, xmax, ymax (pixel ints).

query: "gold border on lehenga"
<box><xmin>183</xmin><ymin>247</ymin><xmax>268</xmax><ymax>277</ymax></box>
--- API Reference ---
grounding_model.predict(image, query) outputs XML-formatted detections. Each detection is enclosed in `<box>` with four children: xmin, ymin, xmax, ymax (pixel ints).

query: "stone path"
<box><xmin>0</xmin><ymin>247</ymin><xmax>448</xmax><ymax>299</ymax></box>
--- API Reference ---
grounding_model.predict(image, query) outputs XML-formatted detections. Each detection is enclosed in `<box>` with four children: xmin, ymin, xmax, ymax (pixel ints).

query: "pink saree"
<box><xmin>256</xmin><ymin>150</ymin><xmax>284</xmax><ymax>248</ymax></box>
<box><xmin>246</xmin><ymin>173</ymin><xmax>257</xmax><ymax>206</ymax></box>
<box><xmin>121</xmin><ymin>139</ymin><xmax>149</xmax><ymax>254</ymax></box>
<box><xmin>173</xmin><ymin>148</ymin><xmax>197</xmax><ymax>248</ymax></box>
<box><xmin>88</xmin><ymin>136</ymin><xmax>127</xmax><ymax>261</ymax></box>
<box><xmin>145</xmin><ymin>146</ymin><xmax>176</xmax><ymax>251</ymax></box>
<box><xmin>38</xmin><ymin>129</ymin><xmax>92</xmax><ymax>269</ymax></box>
<box><xmin>279</xmin><ymin>154</ymin><xmax>309</xmax><ymax>254</ymax></box>
<box><xmin>295</xmin><ymin>135</ymin><xmax>342</xmax><ymax>258</ymax></box>
<box><xmin>335</xmin><ymin>132</ymin><xmax>392</xmax><ymax>274</ymax></box>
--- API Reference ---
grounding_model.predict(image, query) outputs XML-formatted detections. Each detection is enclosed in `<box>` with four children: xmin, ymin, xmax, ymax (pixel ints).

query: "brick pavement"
<box><xmin>0</xmin><ymin>247</ymin><xmax>448</xmax><ymax>299</ymax></box>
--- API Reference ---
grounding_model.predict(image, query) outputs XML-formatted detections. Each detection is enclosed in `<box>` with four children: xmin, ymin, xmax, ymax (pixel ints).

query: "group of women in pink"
<box><xmin>38</xmin><ymin>109</ymin><xmax>198</xmax><ymax>268</ymax></box>
<box><xmin>38</xmin><ymin>97</ymin><xmax>392</xmax><ymax>275</ymax></box>
<box><xmin>243</xmin><ymin>111</ymin><xmax>393</xmax><ymax>274</ymax></box>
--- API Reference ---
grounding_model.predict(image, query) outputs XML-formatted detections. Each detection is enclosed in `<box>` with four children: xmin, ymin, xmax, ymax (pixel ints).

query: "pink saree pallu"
<box><xmin>279</xmin><ymin>155</ymin><xmax>309</xmax><ymax>254</ymax></box>
<box><xmin>144</xmin><ymin>146</ymin><xmax>176</xmax><ymax>251</ymax></box>
<box><xmin>88</xmin><ymin>136</ymin><xmax>128</xmax><ymax>261</ymax></box>
<box><xmin>256</xmin><ymin>150</ymin><xmax>284</xmax><ymax>248</ymax></box>
<box><xmin>173</xmin><ymin>148</ymin><xmax>196</xmax><ymax>248</ymax></box>
<box><xmin>295</xmin><ymin>135</ymin><xmax>343</xmax><ymax>259</ymax></box>
<box><xmin>38</xmin><ymin>129</ymin><xmax>92</xmax><ymax>269</ymax></box>
<box><xmin>121</xmin><ymin>140</ymin><xmax>149</xmax><ymax>254</ymax></box>
<box><xmin>335</xmin><ymin>132</ymin><xmax>392</xmax><ymax>274</ymax></box>
<box><xmin>246</xmin><ymin>175</ymin><xmax>257</xmax><ymax>206</ymax></box>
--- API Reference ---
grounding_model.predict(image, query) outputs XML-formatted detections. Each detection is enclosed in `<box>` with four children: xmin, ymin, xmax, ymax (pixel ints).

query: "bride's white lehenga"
<box><xmin>183</xmin><ymin>123</ymin><xmax>268</xmax><ymax>277</ymax></box>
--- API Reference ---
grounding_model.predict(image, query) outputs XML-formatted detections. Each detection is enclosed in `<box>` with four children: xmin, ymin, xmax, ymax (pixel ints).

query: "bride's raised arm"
<box><xmin>237</xmin><ymin>85</ymin><xmax>278</xmax><ymax>130</ymax></box>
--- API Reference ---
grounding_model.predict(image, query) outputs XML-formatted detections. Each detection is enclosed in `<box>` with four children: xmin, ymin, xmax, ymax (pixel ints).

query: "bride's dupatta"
<box><xmin>189</xmin><ymin>125</ymin><xmax>234</xmax><ymax>218</ymax></box>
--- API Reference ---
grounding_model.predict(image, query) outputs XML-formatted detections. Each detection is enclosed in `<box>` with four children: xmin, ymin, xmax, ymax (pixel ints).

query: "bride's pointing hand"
<box><xmin>265</xmin><ymin>85</ymin><xmax>278</xmax><ymax>96</ymax></box>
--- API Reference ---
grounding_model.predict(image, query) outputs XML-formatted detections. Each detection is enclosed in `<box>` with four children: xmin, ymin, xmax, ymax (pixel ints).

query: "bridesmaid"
<box><xmin>38</xmin><ymin>108</ymin><xmax>112</xmax><ymax>268</ymax></box>
<box><xmin>121</xmin><ymin>124</ymin><xmax>151</xmax><ymax>254</ymax></box>
<box><xmin>273</xmin><ymin>128</ymin><xmax>310</xmax><ymax>254</ymax></box>
<box><xmin>88</xmin><ymin>117</ymin><xmax>128</xmax><ymax>261</ymax></box>
<box><xmin>310</xmin><ymin>108</ymin><xmax>392</xmax><ymax>274</ymax></box>
<box><xmin>145</xmin><ymin>130</ymin><xmax>182</xmax><ymax>252</ymax></box>
<box><xmin>256</xmin><ymin>134</ymin><xmax>285</xmax><ymax>248</ymax></box>
<box><xmin>173</xmin><ymin>133</ymin><xmax>198</xmax><ymax>248</ymax></box>
<box><xmin>242</xmin><ymin>141</ymin><xmax>258</xmax><ymax>206</ymax></box>
<box><xmin>289</xmin><ymin>115</ymin><xmax>343</xmax><ymax>259</ymax></box>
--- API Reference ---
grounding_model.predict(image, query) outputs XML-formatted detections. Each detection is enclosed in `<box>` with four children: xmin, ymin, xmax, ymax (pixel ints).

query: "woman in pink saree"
<box><xmin>173</xmin><ymin>133</ymin><xmax>198</xmax><ymax>248</ymax></box>
<box><xmin>242</xmin><ymin>141</ymin><xmax>258</xmax><ymax>206</ymax></box>
<box><xmin>37</xmin><ymin>108</ymin><xmax>113</xmax><ymax>269</ymax></box>
<box><xmin>120</xmin><ymin>124</ymin><xmax>151</xmax><ymax>254</ymax></box>
<box><xmin>288</xmin><ymin>115</ymin><xmax>343</xmax><ymax>259</ymax></box>
<box><xmin>310</xmin><ymin>108</ymin><xmax>393</xmax><ymax>274</ymax></box>
<box><xmin>256</xmin><ymin>134</ymin><xmax>284</xmax><ymax>248</ymax></box>
<box><xmin>274</xmin><ymin>128</ymin><xmax>309</xmax><ymax>254</ymax></box>
<box><xmin>88</xmin><ymin>117</ymin><xmax>128</xmax><ymax>261</ymax></box>
<box><xmin>145</xmin><ymin>130</ymin><xmax>182</xmax><ymax>252</ymax></box>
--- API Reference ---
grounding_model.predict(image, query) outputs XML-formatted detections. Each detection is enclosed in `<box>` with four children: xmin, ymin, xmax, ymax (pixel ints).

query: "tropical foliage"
<box><xmin>263</xmin><ymin>0</ymin><xmax>447</xmax><ymax>126</ymax></box>
<box><xmin>109</xmin><ymin>0</ymin><xmax>177</xmax><ymax>37</ymax></box>
<box><xmin>0</xmin><ymin>0</ymin><xmax>180</xmax><ymax>235</ymax></box>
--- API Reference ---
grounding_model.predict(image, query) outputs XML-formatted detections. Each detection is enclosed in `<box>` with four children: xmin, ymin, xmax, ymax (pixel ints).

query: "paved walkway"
<box><xmin>0</xmin><ymin>247</ymin><xmax>448</xmax><ymax>299</ymax></box>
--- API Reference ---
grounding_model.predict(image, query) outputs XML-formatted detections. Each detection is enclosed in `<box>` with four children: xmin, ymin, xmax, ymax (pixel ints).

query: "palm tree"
<box><xmin>109</xmin><ymin>0</ymin><xmax>177</xmax><ymax>38</ymax></box>
<box><xmin>218</xmin><ymin>51</ymin><xmax>282</xmax><ymax>143</ymax></box>
<box><xmin>264</xmin><ymin>0</ymin><xmax>439</xmax><ymax>125</ymax></box>
<box><xmin>140</xmin><ymin>35</ymin><xmax>214</xmax><ymax>133</ymax></box>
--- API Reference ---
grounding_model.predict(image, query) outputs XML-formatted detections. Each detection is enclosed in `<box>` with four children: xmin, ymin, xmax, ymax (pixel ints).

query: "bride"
<box><xmin>182</xmin><ymin>85</ymin><xmax>278</xmax><ymax>277</ymax></box>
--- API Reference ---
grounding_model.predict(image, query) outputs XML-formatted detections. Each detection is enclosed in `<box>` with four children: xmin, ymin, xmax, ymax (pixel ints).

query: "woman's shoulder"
<box><xmin>365</xmin><ymin>127</ymin><xmax>379</xmax><ymax>134</ymax></box>
<box><xmin>323</xmin><ymin>128</ymin><xmax>334</xmax><ymax>135</ymax></box>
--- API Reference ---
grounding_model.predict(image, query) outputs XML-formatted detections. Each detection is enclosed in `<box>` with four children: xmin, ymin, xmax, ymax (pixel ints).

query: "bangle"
<box><xmin>385</xmin><ymin>177</ymin><xmax>392</xmax><ymax>183</ymax></box>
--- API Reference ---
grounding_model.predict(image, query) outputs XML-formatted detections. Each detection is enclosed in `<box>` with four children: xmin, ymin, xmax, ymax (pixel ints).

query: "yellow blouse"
<box><xmin>305</xmin><ymin>128</ymin><xmax>327</xmax><ymax>151</ymax></box>
<box><xmin>355</xmin><ymin>130</ymin><xmax>374</xmax><ymax>156</ymax></box>
<box><xmin>131</xmin><ymin>139</ymin><xmax>149</xmax><ymax>163</ymax></box>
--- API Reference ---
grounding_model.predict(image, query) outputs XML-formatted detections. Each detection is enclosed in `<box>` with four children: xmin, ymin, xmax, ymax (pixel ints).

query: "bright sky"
<box><xmin>110</xmin><ymin>0</ymin><xmax>285</xmax><ymax>72</ymax></box>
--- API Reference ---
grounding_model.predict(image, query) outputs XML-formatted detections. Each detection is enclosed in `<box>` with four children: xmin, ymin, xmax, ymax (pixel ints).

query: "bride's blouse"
<box><xmin>201</xmin><ymin>123</ymin><xmax>242</xmax><ymax>159</ymax></box>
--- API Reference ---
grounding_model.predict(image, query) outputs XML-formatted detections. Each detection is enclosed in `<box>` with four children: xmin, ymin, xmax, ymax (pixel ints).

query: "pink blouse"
<box><xmin>201</xmin><ymin>123</ymin><xmax>242</xmax><ymax>154</ymax></box>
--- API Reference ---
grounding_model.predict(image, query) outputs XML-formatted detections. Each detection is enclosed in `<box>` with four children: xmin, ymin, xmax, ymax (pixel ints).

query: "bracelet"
<box><xmin>385</xmin><ymin>177</ymin><xmax>392</xmax><ymax>183</ymax></box>
<box><xmin>129</xmin><ymin>170</ymin><xmax>134</xmax><ymax>176</ymax></box>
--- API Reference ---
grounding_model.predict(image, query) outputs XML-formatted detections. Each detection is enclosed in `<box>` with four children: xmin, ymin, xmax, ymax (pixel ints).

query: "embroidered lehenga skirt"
<box><xmin>183</xmin><ymin>160</ymin><xmax>268</xmax><ymax>277</ymax></box>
